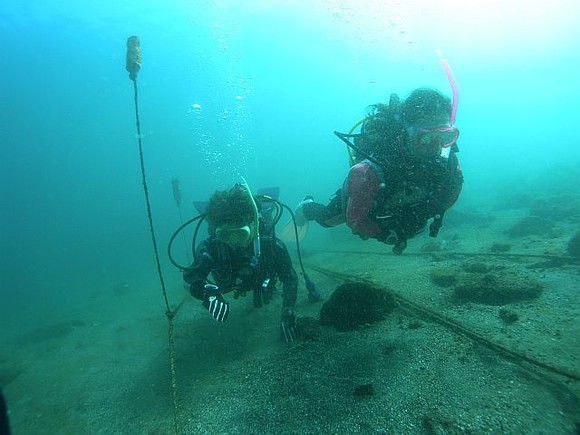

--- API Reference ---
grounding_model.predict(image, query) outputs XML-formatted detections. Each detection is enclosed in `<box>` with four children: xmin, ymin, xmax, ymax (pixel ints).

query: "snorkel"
<box><xmin>437</xmin><ymin>49</ymin><xmax>459</xmax><ymax>158</ymax></box>
<box><xmin>437</xmin><ymin>49</ymin><xmax>458</xmax><ymax>125</ymax></box>
<box><xmin>240</xmin><ymin>177</ymin><xmax>261</xmax><ymax>264</ymax></box>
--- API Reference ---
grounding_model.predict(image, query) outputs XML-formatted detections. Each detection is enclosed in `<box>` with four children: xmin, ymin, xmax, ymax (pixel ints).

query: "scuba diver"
<box><xmin>169</xmin><ymin>182</ymin><xmax>320</xmax><ymax>343</ymax></box>
<box><xmin>294</xmin><ymin>87</ymin><xmax>464</xmax><ymax>254</ymax></box>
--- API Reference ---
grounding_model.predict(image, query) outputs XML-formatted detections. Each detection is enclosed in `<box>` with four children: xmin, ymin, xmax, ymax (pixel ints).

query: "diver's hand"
<box><xmin>294</xmin><ymin>196</ymin><xmax>314</xmax><ymax>227</ymax></box>
<box><xmin>392</xmin><ymin>239</ymin><xmax>407</xmax><ymax>255</ymax></box>
<box><xmin>280</xmin><ymin>307</ymin><xmax>298</xmax><ymax>343</ymax></box>
<box><xmin>203</xmin><ymin>284</ymin><xmax>229</xmax><ymax>322</ymax></box>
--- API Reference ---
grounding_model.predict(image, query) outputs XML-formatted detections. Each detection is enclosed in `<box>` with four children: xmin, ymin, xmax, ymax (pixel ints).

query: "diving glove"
<box><xmin>392</xmin><ymin>239</ymin><xmax>407</xmax><ymax>255</ymax></box>
<box><xmin>280</xmin><ymin>307</ymin><xmax>298</xmax><ymax>343</ymax></box>
<box><xmin>203</xmin><ymin>284</ymin><xmax>229</xmax><ymax>322</ymax></box>
<box><xmin>253</xmin><ymin>278</ymin><xmax>273</xmax><ymax>308</ymax></box>
<box><xmin>294</xmin><ymin>196</ymin><xmax>314</xmax><ymax>227</ymax></box>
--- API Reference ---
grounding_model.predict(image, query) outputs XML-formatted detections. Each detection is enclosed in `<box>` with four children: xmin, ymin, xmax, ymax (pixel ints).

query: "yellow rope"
<box><xmin>127</xmin><ymin>48</ymin><xmax>181</xmax><ymax>435</ymax></box>
<box><xmin>166</xmin><ymin>314</ymin><xmax>179</xmax><ymax>434</ymax></box>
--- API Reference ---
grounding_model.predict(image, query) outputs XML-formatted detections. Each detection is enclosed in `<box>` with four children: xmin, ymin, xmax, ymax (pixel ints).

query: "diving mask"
<box><xmin>416</xmin><ymin>125</ymin><xmax>459</xmax><ymax>149</ymax></box>
<box><xmin>215</xmin><ymin>224</ymin><xmax>253</xmax><ymax>247</ymax></box>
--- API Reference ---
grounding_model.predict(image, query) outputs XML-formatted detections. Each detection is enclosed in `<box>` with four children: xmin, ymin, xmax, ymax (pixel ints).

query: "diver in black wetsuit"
<box><xmin>182</xmin><ymin>183</ymin><xmax>312</xmax><ymax>343</ymax></box>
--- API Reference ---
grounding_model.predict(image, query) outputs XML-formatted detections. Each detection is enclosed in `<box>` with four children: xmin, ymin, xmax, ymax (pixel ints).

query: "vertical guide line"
<box><xmin>130</xmin><ymin>70</ymin><xmax>180</xmax><ymax>435</ymax></box>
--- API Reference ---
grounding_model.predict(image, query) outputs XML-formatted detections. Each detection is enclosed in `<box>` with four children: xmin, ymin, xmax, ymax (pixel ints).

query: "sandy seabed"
<box><xmin>2</xmin><ymin>207</ymin><xmax>579</xmax><ymax>435</ymax></box>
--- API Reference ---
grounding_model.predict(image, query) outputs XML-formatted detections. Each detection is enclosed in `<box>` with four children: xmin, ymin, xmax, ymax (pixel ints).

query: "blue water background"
<box><xmin>1</xmin><ymin>0</ymin><xmax>579</xmax><ymax>322</ymax></box>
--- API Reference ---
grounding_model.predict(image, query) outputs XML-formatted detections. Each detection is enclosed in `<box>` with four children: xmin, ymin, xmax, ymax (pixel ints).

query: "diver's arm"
<box><xmin>428</xmin><ymin>154</ymin><xmax>464</xmax><ymax>238</ymax></box>
<box><xmin>273</xmin><ymin>239</ymin><xmax>298</xmax><ymax>308</ymax></box>
<box><xmin>440</xmin><ymin>153</ymin><xmax>464</xmax><ymax>210</ymax></box>
<box><xmin>183</xmin><ymin>239</ymin><xmax>214</xmax><ymax>300</ymax></box>
<box><xmin>302</xmin><ymin>190</ymin><xmax>345</xmax><ymax>228</ymax></box>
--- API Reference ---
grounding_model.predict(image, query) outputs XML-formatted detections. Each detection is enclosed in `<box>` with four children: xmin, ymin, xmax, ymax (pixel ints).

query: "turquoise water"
<box><xmin>1</xmin><ymin>1</ymin><xmax>579</xmax><ymax>433</ymax></box>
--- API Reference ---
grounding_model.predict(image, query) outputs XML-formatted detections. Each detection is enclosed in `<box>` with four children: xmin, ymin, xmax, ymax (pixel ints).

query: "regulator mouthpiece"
<box><xmin>126</xmin><ymin>36</ymin><xmax>142</xmax><ymax>81</ymax></box>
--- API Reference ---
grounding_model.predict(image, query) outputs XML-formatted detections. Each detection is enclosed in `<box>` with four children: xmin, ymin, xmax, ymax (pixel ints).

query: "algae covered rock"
<box><xmin>319</xmin><ymin>282</ymin><xmax>395</xmax><ymax>331</ymax></box>
<box><xmin>431</xmin><ymin>260</ymin><xmax>544</xmax><ymax>306</ymax></box>
<box><xmin>453</xmin><ymin>271</ymin><xmax>543</xmax><ymax>305</ymax></box>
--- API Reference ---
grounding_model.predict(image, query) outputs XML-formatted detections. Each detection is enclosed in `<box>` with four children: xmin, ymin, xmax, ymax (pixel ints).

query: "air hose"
<box><xmin>346</xmin><ymin>118</ymin><xmax>366</xmax><ymax>166</ymax></box>
<box><xmin>240</xmin><ymin>177</ymin><xmax>261</xmax><ymax>262</ymax></box>
<box><xmin>278</xmin><ymin>202</ymin><xmax>321</xmax><ymax>301</ymax></box>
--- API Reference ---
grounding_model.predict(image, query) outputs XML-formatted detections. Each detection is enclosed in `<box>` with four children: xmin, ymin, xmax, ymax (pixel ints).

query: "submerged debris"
<box><xmin>319</xmin><ymin>282</ymin><xmax>395</xmax><ymax>331</ymax></box>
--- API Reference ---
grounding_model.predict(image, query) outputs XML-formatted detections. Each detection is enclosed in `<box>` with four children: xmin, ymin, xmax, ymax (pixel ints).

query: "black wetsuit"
<box><xmin>183</xmin><ymin>231</ymin><xmax>298</xmax><ymax>309</ymax></box>
<box><xmin>303</xmin><ymin>152</ymin><xmax>463</xmax><ymax>246</ymax></box>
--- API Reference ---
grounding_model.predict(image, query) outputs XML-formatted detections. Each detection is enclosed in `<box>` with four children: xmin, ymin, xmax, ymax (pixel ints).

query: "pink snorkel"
<box><xmin>437</xmin><ymin>49</ymin><xmax>459</xmax><ymax>125</ymax></box>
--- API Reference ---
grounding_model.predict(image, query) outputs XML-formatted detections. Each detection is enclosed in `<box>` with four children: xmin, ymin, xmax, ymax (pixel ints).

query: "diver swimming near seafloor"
<box><xmin>168</xmin><ymin>181</ymin><xmax>321</xmax><ymax>342</ymax></box>
<box><xmin>287</xmin><ymin>53</ymin><xmax>463</xmax><ymax>255</ymax></box>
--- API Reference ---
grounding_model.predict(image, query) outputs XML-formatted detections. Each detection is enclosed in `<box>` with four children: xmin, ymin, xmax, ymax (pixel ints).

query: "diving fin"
<box><xmin>193</xmin><ymin>201</ymin><xmax>208</xmax><ymax>214</ymax></box>
<box><xmin>278</xmin><ymin>219</ymin><xmax>309</xmax><ymax>243</ymax></box>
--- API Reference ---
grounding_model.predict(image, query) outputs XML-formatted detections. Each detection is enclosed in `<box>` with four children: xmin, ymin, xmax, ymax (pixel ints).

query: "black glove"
<box><xmin>392</xmin><ymin>239</ymin><xmax>407</xmax><ymax>255</ymax></box>
<box><xmin>280</xmin><ymin>307</ymin><xmax>298</xmax><ymax>343</ymax></box>
<box><xmin>429</xmin><ymin>213</ymin><xmax>443</xmax><ymax>237</ymax></box>
<box><xmin>253</xmin><ymin>278</ymin><xmax>273</xmax><ymax>308</ymax></box>
<box><xmin>202</xmin><ymin>284</ymin><xmax>229</xmax><ymax>322</ymax></box>
<box><xmin>380</xmin><ymin>229</ymin><xmax>407</xmax><ymax>255</ymax></box>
